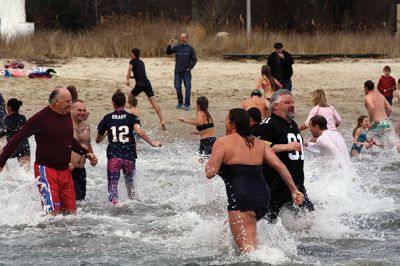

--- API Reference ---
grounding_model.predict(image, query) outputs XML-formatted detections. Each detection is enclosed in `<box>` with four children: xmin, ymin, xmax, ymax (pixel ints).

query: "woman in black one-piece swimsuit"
<box><xmin>205</xmin><ymin>108</ymin><xmax>303</xmax><ymax>253</ymax></box>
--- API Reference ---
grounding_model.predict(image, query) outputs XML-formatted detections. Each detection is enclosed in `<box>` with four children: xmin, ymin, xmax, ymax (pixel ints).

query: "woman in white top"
<box><xmin>300</xmin><ymin>89</ymin><xmax>342</xmax><ymax>131</ymax></box>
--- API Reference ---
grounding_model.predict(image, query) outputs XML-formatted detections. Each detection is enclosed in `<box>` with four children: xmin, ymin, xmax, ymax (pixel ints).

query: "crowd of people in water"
<box><xmin>0</xmin><ymin>37</ymin><xmax>399</xmax><ymax>254</ymax></box>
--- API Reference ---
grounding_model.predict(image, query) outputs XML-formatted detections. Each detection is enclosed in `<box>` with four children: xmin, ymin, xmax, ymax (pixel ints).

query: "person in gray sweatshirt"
<box><xmin>166</xmin><ymin>33</ymin><xmax>197</xmax><ymax>111</ymax></box>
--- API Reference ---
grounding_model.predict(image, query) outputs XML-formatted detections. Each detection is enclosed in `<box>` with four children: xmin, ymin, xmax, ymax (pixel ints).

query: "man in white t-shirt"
<box><xmin>306</xmin><ymin>115</ymin><xmax>349</xmax><ymax>160</ymax></box>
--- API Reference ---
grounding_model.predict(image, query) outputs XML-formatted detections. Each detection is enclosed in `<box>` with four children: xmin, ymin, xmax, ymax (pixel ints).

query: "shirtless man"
<box><xmin>70</xmin><ymin>100</ymin><xmax>96</xmax><ymax>200</ymax></box>
<box><xmin>241</xmin><ymin>90</ymin><xmax>269</xmax><ymax>119</ymax></box>
<box><xmin>363</xmin><ymin>80</ymin><xmax>393</xmax><ymax>145</ymax></box>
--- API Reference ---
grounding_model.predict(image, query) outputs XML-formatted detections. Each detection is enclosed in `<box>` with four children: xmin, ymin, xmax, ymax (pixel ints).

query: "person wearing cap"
<box><xmin>241</xmin><ymin>90</ymin><xmax>269</xmax><ymax>119</ymax></box>
<box><xmin>127</xmin><ymin>48</ymin><xmax>166</xmax><ymax>130</ymax></box>
<box><xmin>267</xmin><ymin>42</ymin><xmax>294</xmax><ymax>91</ymax></box>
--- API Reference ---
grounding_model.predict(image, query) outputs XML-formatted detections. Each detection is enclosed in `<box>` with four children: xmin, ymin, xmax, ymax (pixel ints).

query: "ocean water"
<box><xmin>0</xmin><ymin>135</ymin><xmax>399</xmax><ymax>265</ymax></box>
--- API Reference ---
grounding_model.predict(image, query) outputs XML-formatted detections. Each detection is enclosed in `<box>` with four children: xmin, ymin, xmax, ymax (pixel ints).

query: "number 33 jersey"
<box><xmin>257</xmin><ymin>113</ymin><xmax>305</xmax><ymax>191</ymax></box>
<box><xmin>97</xmin><ymin>110</ymin><xmax>140</xmax><ymax>160</ymax></box>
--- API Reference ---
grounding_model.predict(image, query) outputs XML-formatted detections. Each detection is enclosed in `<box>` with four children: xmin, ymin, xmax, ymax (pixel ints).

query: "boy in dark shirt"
<box><xmin>126</xmin><ymin>48</ymin><xmax>166</xmax><ymax>130</ymax></box>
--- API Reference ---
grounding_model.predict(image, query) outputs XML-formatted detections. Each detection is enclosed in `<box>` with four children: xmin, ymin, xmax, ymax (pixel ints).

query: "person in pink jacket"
<box><xmin>299</xmin><ymin>89</ymin><xmax>342</xmax><ymax>131</ymax></box>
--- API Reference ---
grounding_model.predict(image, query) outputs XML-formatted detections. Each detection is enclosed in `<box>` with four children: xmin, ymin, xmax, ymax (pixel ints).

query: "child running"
<box><xmin>350</xmin><ymin>115</ymin><xmax>371</xmax><ymax>157</ymax></box>
<box><xmin>0</xmin><ymin>98</ymin><xmax>31</xmax><ymax>169</ymax></box>
<box><xmin>96</xmin><ymin>89</ymin><xmax>161</xmax><ymax>205</ymax></box>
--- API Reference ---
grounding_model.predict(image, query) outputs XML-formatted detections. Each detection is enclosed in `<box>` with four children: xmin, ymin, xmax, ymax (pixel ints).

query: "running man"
<box><xmin>306</xmin><ymin>115</ymin><xmax>349</xmax><ymax>160</ymax></box>
<box><xmin>126</xmin><ymin>48</ymin><xmax>166</xmax><ymax>130</ymax></box>
<box><xmin>363</xmin><ymin>80</ymin><xmax>393</xmax><ymax>146</ymax></box>
<box><xmin>0</xmin><ymin>87</ymin><xmax>97</xmax><ymax>215</ymax></box>
<box><xmin>96</xmin><ymin>89</ymin><xmax>161</xmax><ymax>205</ymax></box>
<box><xmin>255</xmin><ymin>89</ymin><xmax>314</xmax><ymax>223</ymax></box>
<box><xmin>70</xmin><ymin>100</ymin><xmax>97</xmax><ymax>200</ymax></box>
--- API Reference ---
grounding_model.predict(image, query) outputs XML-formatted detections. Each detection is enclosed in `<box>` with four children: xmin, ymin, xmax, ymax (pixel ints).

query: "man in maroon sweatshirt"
<box><xmin>0</xmin><ymin>87</ymin><xmax>97</xmax><ymax>215</ymax></box>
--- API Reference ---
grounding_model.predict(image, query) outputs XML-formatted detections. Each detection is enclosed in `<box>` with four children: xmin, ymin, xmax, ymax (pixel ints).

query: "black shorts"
<box><xmin>131</xmin><ymin>83</ymin><xmax>154</xmax><ymax>98</ymax></box>
<box><xmin>199</xmin><ymin>137</ymin><xmax>216</xmax><ymax>156</ymax></box>
<box><xmin>72</xmin><ymin>167</ymin><xmax>87</xmax><ymax>201</ymax></box>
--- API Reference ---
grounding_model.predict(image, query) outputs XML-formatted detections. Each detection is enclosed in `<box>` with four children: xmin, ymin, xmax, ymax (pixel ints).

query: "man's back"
<box><xmin>241</xmin><ymin>97</ymin><xmax>268</xmax><ymax>118</ymax></box>
<box><xmin>364</xmin><ymin>90</ymin><xmax>390</xmax><ymax>122</ymax></box>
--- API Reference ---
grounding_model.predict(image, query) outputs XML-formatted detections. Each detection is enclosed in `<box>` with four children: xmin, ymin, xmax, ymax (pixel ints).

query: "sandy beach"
<box><xmin>1</xmin><ymin>57</ymin><xmax>400</xmax><ymax>142</ymax></box>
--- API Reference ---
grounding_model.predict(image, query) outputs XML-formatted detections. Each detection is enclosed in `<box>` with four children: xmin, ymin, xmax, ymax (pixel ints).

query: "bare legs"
<box><xmin>148</xmin><ymin>96</ymin><xmax>166</xmax><ymax>130</ymax></box>
<box><xmin>228</xmin><ymin>210</ymin><xmax>257</xmax><ymax>253</ymax></box>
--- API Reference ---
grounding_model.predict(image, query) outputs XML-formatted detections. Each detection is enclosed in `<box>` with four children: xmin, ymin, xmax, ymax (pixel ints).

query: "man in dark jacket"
<box><xmin>267</xmin><ymin>42</ymin><xmax>294</xmax><ymax>91</ymax></box>
<box><xmin>166</xmin><ymin>33</ymin><xmax>197</xmax><ymax>110</ymax></box>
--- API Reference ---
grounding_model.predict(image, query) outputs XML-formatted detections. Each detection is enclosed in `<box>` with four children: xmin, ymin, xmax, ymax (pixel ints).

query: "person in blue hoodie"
<box><xmin>166</xmin><ymin>33</ymin><xmax>197</xmax><ymax>111</ymax></box>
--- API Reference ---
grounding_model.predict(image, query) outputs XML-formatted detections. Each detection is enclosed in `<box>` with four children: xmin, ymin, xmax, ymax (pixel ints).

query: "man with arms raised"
<box><xmin>0</xmin><ymin>87</ymin><xmax>97</xmax><ymax>215</ymax></box>
<box><xmin>70</xmin><ymin>100</ymin><xmax>97</xmax><ymax>201</ymax></box>
<box><xmin>256</xmin><ymin>89</ymin><xmax>314</xmax><ymax>223</ymax></box>
<box><xmin>364</xmin><ymin>80</ymin><xmax>393</xmax><ymax>146</ymax></box>
<box><xmin>241</xmin><ymin>90</ymin><xmax>269</xmax><ymax>119</ymax></box>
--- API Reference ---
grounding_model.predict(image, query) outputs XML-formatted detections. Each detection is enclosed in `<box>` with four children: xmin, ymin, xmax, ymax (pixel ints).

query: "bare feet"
<box><xmin>161</xmin><ymin>123</ymin><xmax>166</xmax><ymax>130</ymax></box>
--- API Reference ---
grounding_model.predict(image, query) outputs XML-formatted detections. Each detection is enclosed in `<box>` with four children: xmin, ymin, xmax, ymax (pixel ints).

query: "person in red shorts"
<box><xmin>0</xmin><ymin>87</ymin><xmax>97</xmax><ymax>215</ymax></box>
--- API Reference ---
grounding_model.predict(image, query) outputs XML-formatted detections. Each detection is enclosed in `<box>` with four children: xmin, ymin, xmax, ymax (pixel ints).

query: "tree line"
<box><xmin>26</xmin><ymin>0</ymin><xmax>399</xmax><ymax>33</ymax></box>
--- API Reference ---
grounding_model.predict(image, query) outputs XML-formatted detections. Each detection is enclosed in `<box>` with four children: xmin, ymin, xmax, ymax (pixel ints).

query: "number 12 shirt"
<box><xmin>97</xmin><ymin>110</ymin><xmax>140</xmax><ymax>160</ymax></box>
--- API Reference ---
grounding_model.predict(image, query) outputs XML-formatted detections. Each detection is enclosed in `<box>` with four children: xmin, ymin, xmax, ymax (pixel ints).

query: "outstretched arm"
<box><xmin>263</xmin><ymin>144</ymin><xmax>304</xmax><ymax>204</ymax></box>
<box><xmin>126</xmin><ymin>64</ymin><xmax>133</xmax><ymax>87</ymax></box>
<box><xmin>133</xmin><ymin>124</ymin><xmax>161</xmax><ymax>147</ymax></box>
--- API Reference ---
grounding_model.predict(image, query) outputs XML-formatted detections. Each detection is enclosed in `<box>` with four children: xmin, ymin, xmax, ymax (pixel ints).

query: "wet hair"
<box><xmin>353</xmin><ymin>115</ymin><xmax>368</xmax><ymax>136</ymax></box>
<box><xmin>67</xmin><ymin>85</ymin><xmax>78</xmax><ymax>101</ymax></box>
<box><xmin>228</xmin><ymin>108</ymin><xmax>254</xmax><ymax>148</ymax></box>
<box><xmin>312</xmin><ymin>89</ymin><xmax>329</xmax><ymax>107</ymax></box>
<box><xmin>261</xmin><ymin>65</ymin><xmax>279</xmax><ymax>91</ymax></box>
<box><xmin>364</xmin><ymin>80</ymin><xmax>374</xmax><ymax>91</ymax></box>
<box><xmin>310</xmin><ymin>115</ymin><xmax>327</xmax><ymax>130</ymax></box>
<box><xmin>128</xmin><ymin>93</ymin><xmax>138</xmax><ymax>107</ymax></box>
<box><xmin>269</xmin><ymin>89</ymin><xmax>292</xmax><ymax>112</ymax></box>
<box><xmin>197</xmin><ymin>96</ymin><xmax>212</xmax><ymax>123</ymax></box>
<box><xmin>251</xmin><ymin>89</ymin><xmax>262</xmax><ymax>97</ymax></box>
<box><xmin>112</xmin><ymin>89</ymin><xmax>126</xmax><ymax>107</ymax></box>
<box><xmin>247</xmin><ymin>107</ymin><xmax>262</xmax><ymax>124</ymax></box>
<box><xmin>7</xmin><ymin>98</ymin><xmax>23</xmax><ymax>112</ymax></box>
<box><xmin>131</xmin><ymin>48</ymin><xmax>140</xmax><ymax>58</ymax></box>
<box><xmin>383</xmin><ymin>65</ymin><xmax>391</xmax><ymax>72</ymax></box>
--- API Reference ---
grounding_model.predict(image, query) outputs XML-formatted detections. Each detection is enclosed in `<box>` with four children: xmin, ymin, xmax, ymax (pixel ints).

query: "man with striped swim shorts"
<box><xmin>0</xmin><ymin>87</ymin><xmax>97</xmax><ymax>215</ymax></box>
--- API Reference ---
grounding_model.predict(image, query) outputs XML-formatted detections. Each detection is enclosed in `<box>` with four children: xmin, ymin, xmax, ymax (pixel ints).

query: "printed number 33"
<box><xmin>287</xmin><ymin>133</ymin><xmax>304</xmax><ymax>160</ymax></box>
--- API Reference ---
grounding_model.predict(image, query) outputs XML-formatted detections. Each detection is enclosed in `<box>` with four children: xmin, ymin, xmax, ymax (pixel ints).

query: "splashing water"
<box><xmin>0</xmin><ymin>132</ymin><xmax>399</xmax><ymax>265</ymax></box>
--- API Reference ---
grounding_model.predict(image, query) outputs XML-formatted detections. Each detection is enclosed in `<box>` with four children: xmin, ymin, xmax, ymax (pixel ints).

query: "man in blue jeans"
<box><xmin>166</xmin><ymin>33</ymin><xmax>197</xmax><ymax>110</ymax></box>
<box><xmin>267</xmin><ymin>42</ymin><xmax>294</xmax><ymax>91</ymax></box>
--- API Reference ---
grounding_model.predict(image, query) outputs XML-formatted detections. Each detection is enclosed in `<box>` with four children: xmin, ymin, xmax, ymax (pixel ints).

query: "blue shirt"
<box><xmin>97</xmin><ymin>110</ymin><xmax>140</xmax><ymax>160</ymax></box>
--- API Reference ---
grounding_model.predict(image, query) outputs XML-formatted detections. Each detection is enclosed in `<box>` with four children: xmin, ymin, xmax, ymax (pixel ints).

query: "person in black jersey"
<box><xmin>205</xmin><ymin>108</ymin><xmax>303</xmax><ymax>253</ymax></box>
<box><xmin>126</xmin><ymin>48</ymin><xmax>166</xmax><ymax>130</ymax></box>
<box><xmin>255</xmin><ymin>89</ymin><xmax>314</xmax><ymax>223</ymax></box>
<box><xmin>0</xmin><ymin>98</ymin><xmax>31</xmax><ymax>169</ymax></box>
<box><xmin>177</xmin><ymin>96</ymin><xmax>216</xmax><ymax>156</ymax></box>
<box><xmin>96</xmin><ymin>89</ymin><xmax>161</xmax><ymax>205</ymax></box>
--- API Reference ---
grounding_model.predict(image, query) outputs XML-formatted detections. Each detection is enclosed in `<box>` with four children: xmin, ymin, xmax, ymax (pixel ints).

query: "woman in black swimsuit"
<box><xmin>205</xmin><ymin>108</ymin><xmax>303</xmax><ymax>253</ymax></box>
<box><xmin>177</xmin><ymin>96</ymin><xmax>216</xmax><ymax>156</ymax></box>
